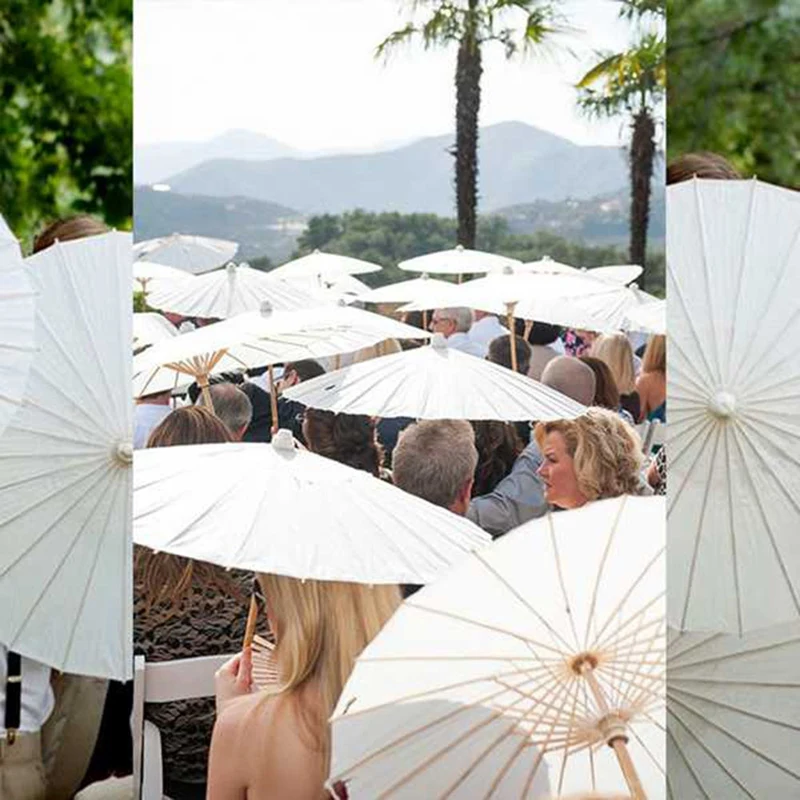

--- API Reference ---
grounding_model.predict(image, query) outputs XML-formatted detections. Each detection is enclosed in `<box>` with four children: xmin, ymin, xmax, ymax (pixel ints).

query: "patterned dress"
<box><xmin>133</xmin><ymin>550</ymin><xmax>253</xmax><ymax>786</ymax></box>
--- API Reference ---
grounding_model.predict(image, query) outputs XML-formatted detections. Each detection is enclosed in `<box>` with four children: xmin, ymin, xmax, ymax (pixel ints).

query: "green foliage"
<box><xmin>288</xmin><ymin>210</ymin><xmax>664</xmax><ymax>295</ymax></box>
<box><xmin>577</xmin><ymin>32</ymin><xmax>665</xmax><ymax>118</ymax></box>
<box><xmin>376</xmin><ymin>0</ymin><xmax>565</xmax><ymax>61</ymax></box>
<box><xmin>667</xmin><ymin>0</ymin><xmax>800</xmax><ymax>187</ymax></box>
<box><xmin>133</xmin><ymin>291</ymin><xmax>148</xmax><ymax>313</ymax></box>
<box><xmin>0</xmin><ymin>0</ymin><xmax>132</xmax><ymax>247</ymax></box>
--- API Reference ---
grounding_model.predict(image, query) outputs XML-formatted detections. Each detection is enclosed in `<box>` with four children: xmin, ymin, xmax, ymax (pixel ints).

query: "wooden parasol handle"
<box><xmin>267</xmin><ymin>364</ymin><xmax>279</xmax><ymax>434</ymax></box>
<box><xmin>581</xmin><ymin>663</ymin><xmax>646</xmax><ymax>800</ymax></box>
<box><xmin>198</xmin><ymin>374</ymin><xmax>214</xmax><ymax>412</ymax></box>
<box><xmin>506</xmin><ymin>302</ymin><xmax>518</xmax><ymax>373</ymax></box>
<box><xmin>243</xmin><ymin>594</ymin><xmax>259</xmax><ymax>649</ymax></box>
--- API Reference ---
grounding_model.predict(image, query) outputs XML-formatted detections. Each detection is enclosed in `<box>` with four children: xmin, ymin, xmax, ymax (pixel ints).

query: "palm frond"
<box><xmin>375</xmin><ymin>23</ymin><xmax>419</xmax><ymax>61</ymax></box>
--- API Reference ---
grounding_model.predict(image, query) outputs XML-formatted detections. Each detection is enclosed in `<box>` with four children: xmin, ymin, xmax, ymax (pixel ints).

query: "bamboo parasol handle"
<box><xmin>198</xmin><ymin>374</ymin><xmax>214</xmax><ymax>412</ymax></box>
<box><xmin>267</xmin><ymin>364</ymin><xmax>279</xmax><ymax>434</ymax></box>
<box><xmin>243</xmin><ymin>594</ymin><xmax>258</xmax><ymax>649</ymax></box>
<box><xmin>581</xmin><ymin>663</ymin><xmax>646</xmax><ymax>799</ymax></box>
<box><xmin>506</xmin><ymin>302</ymin><xmax>518</xmax><ymax>373</ymax></box>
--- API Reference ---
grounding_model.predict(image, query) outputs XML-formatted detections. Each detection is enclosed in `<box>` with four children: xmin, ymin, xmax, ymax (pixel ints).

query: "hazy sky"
<box><xmin>135</xmin><ymin>0</ymin><xmax>641</xmax><ymax>151</ymax></box>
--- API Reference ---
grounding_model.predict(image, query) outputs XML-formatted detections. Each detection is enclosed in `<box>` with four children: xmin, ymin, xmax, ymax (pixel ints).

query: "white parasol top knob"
<box><xmin>431</xmin><ymin>332</ymin><xmax>448</xmax><ymax>350</ymax></box>
<box><xmin>115</xmin><ymin>441</ymin><xmax>133</xmax><ymax>465</ymax></box>
<box><xmin>259</xmin><ymin>300</ymin><xmax>273</xmax><ymax>318</ymax></box>
<box><xmin>226</xmin><ymin>262</ymin><xmax>237</xmax><ymax>276</ymax></box>
<box><xmin>272</xmin><ymin>428</ymin><xmax>295</xmax><ymax>452</ymax></box>
<box><xmin>708</xmin><ymin>391</ymin><xmax>737</xmax><ymax>419</ymax></box>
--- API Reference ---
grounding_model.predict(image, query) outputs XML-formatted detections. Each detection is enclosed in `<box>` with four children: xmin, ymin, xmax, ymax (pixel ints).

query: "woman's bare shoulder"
<box><xmin>217</xmin><ymin>690</ymin><xmax>328</xmax><ymax>800</ymax></box>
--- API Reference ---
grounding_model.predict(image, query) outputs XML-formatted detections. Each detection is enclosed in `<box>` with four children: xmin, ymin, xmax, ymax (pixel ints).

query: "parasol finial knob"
<box><xmin>431</xmin><ymin>332</ymin><xmax>448</xmax><ymax>350</ymax></box>
<box><xmin>226</xmin><ymin>262</ymin><xmax>236</xmax><ymax>275</ymax></box>
<box><xmin>708</xmin><ymin>391</ymin><xmax>736</xmax><ymax>419</ymax></box>
<box><xmin>115</xmin><ymin>441</ymin><xmax>133</xmax><ymax>465</ymax></box>
<box><xmin>260</xmin><ymin>301</ymin><xmax>273</xmax><ymax>318</ymax></box>
<box><xmin>272</xmin><ymin>429</ymin><xmax>295</xmax><ymax>452</ymax></box>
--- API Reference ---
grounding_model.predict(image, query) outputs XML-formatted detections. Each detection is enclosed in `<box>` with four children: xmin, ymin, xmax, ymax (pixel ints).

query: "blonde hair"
<box><xmin>590</xmin><ymin>333</ymin><xmax>637</xmax><ymax>394</ymax></box>
<box><xmin>256</xmin><ymin>574</ymin><xmax>401</xmax><ymax>771</ymax></box>
<box><xmin>534</xmin><ymin>408</ymin><xmax>643</xmax><ymax>500</ymax></box>
<box><xmin>642</xmin><ymin>334</ymin><xmax>666</xmax><ymax>374</ymax></box>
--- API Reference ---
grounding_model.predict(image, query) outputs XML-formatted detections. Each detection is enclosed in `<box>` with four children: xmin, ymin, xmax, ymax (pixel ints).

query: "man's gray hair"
<box><xmin>392</xmin><ymin>420</ymin><xmax>478</xmax><ymax>509</ymax></box>
<box><xmin>200</xmin><ymin>383</ymin><xmax>253</xmax><ymax>434</ymax></box>
<box><xmin>440</xmin><ymin>307</ymin><xmax>474</xmax><ymax>333</ymax></box>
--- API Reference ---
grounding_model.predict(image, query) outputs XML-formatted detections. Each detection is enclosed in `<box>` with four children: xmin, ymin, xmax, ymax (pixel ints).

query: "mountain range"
<box><xmin>144</xmin><ymin>122</ymin><xmax>650</xmax><ymax>216</ymax></box>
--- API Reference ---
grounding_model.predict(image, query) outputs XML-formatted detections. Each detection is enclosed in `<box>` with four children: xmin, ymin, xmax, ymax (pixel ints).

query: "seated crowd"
<box><xmin>132</xmin><ymin>308</ymin><xmax>666</xmax><ymax>799</ymax></box>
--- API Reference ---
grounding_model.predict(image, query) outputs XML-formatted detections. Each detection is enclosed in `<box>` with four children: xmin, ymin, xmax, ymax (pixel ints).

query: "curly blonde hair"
<box><xmin>534</xmin><ymin>408</ymin><xmax>643</xmax><ymax>501</ymax></box>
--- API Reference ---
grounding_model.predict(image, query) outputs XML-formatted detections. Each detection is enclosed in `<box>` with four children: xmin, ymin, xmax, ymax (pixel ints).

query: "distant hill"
<box><xmin>135</xmin><ymin>129</ymin><xmax>299</xmax><ymax>185</ymax></box>
<box><xmin>133</xmin><ymin>188</ymin><xmax>306</xmax><ymax>262</ymax></box>
<box><xmin>160</xmin><ymin>122</ymin><xmax>643</xmax><ymax>215</ymax></box>
<box><xmin>494</xmin><ymin>187</ymin><xmax>665</xmax><ymax>248</ymax></box>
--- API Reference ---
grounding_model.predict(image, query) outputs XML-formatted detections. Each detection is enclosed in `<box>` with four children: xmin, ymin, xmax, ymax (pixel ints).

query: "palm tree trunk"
<box><xmin>455</xmin><ymin>30</ymin><xmax>482</xmax><ymax>249</ymax></box>
<box><xmin>629</xmin><ymin>109</ymin><xmax>655</xmax><ymax>289</ymax></box>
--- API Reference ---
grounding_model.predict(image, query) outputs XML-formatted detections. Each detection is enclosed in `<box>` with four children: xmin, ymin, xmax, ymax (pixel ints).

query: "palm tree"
<box><xmin>577</xmin><ymin>29</ymin><xmax>665</xmax><ymax>289</ymax></box>
<box><xmin>377</xmin><ymin>0</ymin><xmax>563</xmax><ymax>249</ymax></box>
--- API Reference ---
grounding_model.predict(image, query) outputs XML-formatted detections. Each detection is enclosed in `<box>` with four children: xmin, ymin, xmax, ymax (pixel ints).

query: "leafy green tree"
<box><xmin>286</xmin><ymin>210</ymin><xmax>664</xmax><ymax>295</ymax></box>
<box><xmin>0</xmin><ymin>0</ymin><xmax>132</xmax><ymax>247</ymax></box>
<box><xmin>377</xmin><ymin>0</ymin><xmax>564</xmax><ymax>249</ymax></box>
<box><xmin>667</xmin><ymin>0</ymin><xmax>799</xmax><ymax>187</ymax></box>
<box><xmin>577</xmin><ymin>4</ymin><xmax>665</xmax><ymax>290</ymax></box>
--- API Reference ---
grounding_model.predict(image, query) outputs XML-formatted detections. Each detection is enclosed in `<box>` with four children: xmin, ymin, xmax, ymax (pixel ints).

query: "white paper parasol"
<box><xmin>516</xmin><ymin>259</ymin><xmax>642</xmax><ymax>286</ymax></box>
<box><xmin>0</xmin><ymin>232</ymin><xmax>132</xmax><ymax>680</ymax></box>
<box><xmin>625</xmin><ymin>300</ymin><xmax>665</xmax><ymax>335</ymax></box>
<box><xmin>284</xmin><ymin>333</ymin><xmax>586</xmax><ymax>421</ymax></box>
<box><xmin>133</xmin><ymin>260</ymin><xmax>193</xmax><ymax>293</ymax></box>
<box><xmin>134</xmin><ymin>234</ymin><xmax>238</xmax><ymax>274</ymax></box>
<box><xmin>133</xmin><ymin>434</ymin><xmax>490</xmax><ymax>583</ymax></box>
<box><xmin>398</xmin><ymin>245</ymin><xmax>521</xmax><ymax>275</ymax></box>
<box><xmin>132</xmin><ymin>305</ymin><xmax>430</xmax><ymax>400</ymax></box>
<box><xmin>133</xmin><ymin>312</ymin><xmax>179</xmax><ymax>350</ymax></box>
<box><xmin>356</xmin><ymin>274</ymin><xmax>456</xmax><ymax>305</ymax></box>
<box><xmin>668</xmin><ymin>622</ymin><xmax>800</xmax><ymax>797</ymax></box>
<box><xmin>145</xmin><ymin>262</ymin><xmax>328</xmax><ymax>318</ymax></box>
<box><xmin>329</xmin><ymin>495</ymin><xmax>666</xmax><ymax>799</ymax></box>
<box><xmin>667</xmin><ymin>178</ymin><xmax>800</xmax><ymax>634</ymax></box>
<box><xmin>0</xmin><ymin>214</ymin><xmax>36</xmax><ymax>437</ymax></box>
<box><xmin>267</xmin><ymin>250</ymin><xmax>383</xmax><ymax>281</ymax></box>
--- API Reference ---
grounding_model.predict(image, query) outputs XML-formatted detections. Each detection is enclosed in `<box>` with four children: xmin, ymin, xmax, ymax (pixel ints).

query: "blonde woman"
<box><xmin>590</xmin><ymin>333</ymin><xmax>641</xmax><ymax>422</ymax></box>
<box><xmin>635</xmin><ymin>334</ymin><xmax>666</xmax><ymax>422</ymax></box>
<box><xmin>207</xmin><ymin>576</ymin><xmax>401</xmax><ymax>800</ymax></box>
<box><xmin>535</xmin><ymin>408</ymin><xmax>645</xmax><ymax>509</ymax></box>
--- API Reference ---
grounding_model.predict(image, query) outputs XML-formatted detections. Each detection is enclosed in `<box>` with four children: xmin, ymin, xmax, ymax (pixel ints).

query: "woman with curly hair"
<box><xmin>470</xmin><ymin>421</ymin><xmax>523</xmax><ymax>497</ymax></box>
<box><xmin>302</xmin><ymin>409</ymin><xmax>384</xmax><ymax>478</ymax></box>
<box><xmin>534</xmin><ymin>408</ymin><xmax>645</xmax><ymax>510</ymax></box>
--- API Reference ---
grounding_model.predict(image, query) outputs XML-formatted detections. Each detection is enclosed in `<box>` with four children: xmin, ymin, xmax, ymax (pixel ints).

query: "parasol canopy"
<box><xmin>624</xmin><ymin>299</ymin><xmax>665</xmax><ymax>335</ymax></box>
<box><xmin>133</xmin><ymin>312</ymin><xmax>179</xmax><ymax>350</ymax></box>
<box><xmin>132</xmin><ymin>305</ymin><xmax>430</xmax><ymax>399</ymax></box>
<box><xmin>0</xmin><ymin>232</ymin><xmax>132</xmax><ymax>680</ymax></box>
<box><xmin>668</xmin><ymin>622</ymin><xmax>800</xmax><ymax>797</ymax></box>
<box><xmin>355</xmin><ymin>274</ymin><xmax>456</xmax><ymax>305</ymax></box>
<box><xmin>267</xmin><ymin>250</ymin><xmax>383</xmax><ymax>281</ymax></box>
<box><xmin>329</xmin><ymin>495</ymin><xmax>666</xmax><ymax>799</ymax></box>
<box><xmin>145</xmin><ymin>262</ymin><xmax>328</xmax><ymax>318</ymax></box>
<box><xmin>667</xmin><ymin>178</ymin><xmax>800</xmax><ymax>634</ymax></box>
<box><xmin>0</xmin><ymin>214</ymin><xmax>36</xmax><ymax>437</ymax></box>
<box><xmin>133</xmin><ymin>260</ymin><xmax>193</xmax><ymax>293</ymax></box>
<box><xmin>134</xmin><ymin>233</ymin><xmax>238</xmax><ymax>274</ymax></box>
<box><xmin>284</xmin><ymin>333</ymin><xmax>586</xmax><ymax>421</ymax></box>
<box><xmin>133</xmin><ymin>433</ymin><xmax>490</xmax><ymax>584</ymax></box>
<box><xmin>398</xmin><ymin>245</ymin><xmax>521</xmax><ymax>275</ymax></box>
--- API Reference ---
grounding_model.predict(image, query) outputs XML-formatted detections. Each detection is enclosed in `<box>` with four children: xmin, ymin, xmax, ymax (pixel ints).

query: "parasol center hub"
<box><xmin>598</xmin><ymin>714</ymin><xmax>629</xmax><ymax>747</ymax></box>
<box><xmin>708</xmin><ymin>391</ymin><xmax>736</xmax><ymax>419</ymax></box>
<box><xmin>114</xmin><ymin>441</ymin><xmax>133</xmax><ymax>466</ymax></box>
<box><xmin>272</xmin><ymin>428</ymin><xmax>295</xmax><ymax>452</ymax></box>
<box><xmin>569</xmin><ymin>651</ymin><xmax>599</xmax><ymax>675</ymax></box>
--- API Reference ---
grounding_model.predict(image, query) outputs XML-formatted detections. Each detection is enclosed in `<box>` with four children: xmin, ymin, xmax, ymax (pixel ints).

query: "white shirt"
<box><xmin>134</xmin><ymin>403</ymin><xmax>172</xmax><ymax>449</ymax></box>
<box><xmin>468</xmin><ymin>315</ymin><xmax>509</xmax><ymax>356</ymax></box>
<box><xmin>446</xmin><ymin>332</ymin><xmax>485</xmax><ymax>357</ymax></box>
<box><xmin>0</xmin><ymin>646</ymin><xmax>54</xmax><ymax>735</ymax></box>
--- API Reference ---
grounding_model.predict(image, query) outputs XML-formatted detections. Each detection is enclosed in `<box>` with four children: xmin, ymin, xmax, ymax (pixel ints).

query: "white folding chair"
<box><xmin>132</xmin><ymin>653</ymin><xmax>234</xmax><ymax>800</ymax></box>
